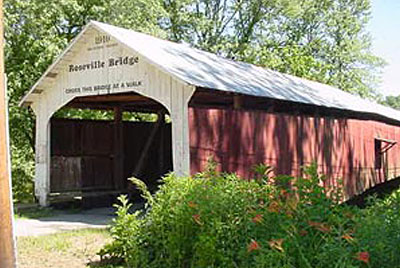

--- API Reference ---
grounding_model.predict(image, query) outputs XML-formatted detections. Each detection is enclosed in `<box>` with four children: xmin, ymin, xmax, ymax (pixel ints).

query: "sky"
<box><xmin>368</xmin><ymin>0</ymin><xmax>400</xmax><ymax>96</ymax></box>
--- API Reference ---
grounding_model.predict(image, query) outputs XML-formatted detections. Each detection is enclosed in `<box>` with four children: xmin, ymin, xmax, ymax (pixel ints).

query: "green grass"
<box><xmin>14</xmin><ymin>205</ymin><xmax>83</xmax><ymax>219</ymax></box>
<box><xmin>17</xmin><ymin>229</ymin><xmax>111</xmax><ymax>268</ymax></box>
<box><xmin>14</xmin><ymin>206</ymin><xmax>55</xmax><ymax>219</ymax></box>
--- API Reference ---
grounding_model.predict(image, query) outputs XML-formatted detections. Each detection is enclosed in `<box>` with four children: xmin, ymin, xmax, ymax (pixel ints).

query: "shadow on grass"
<box><xmin>14</xmin><ymin>206</ymin><xmax>56</xmax><ymax>219</ymax></box>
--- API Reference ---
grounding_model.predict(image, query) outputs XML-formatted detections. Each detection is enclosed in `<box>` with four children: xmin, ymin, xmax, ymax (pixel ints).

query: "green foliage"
<box><xmin>380</xmin><ymin>95</ymin><xmax>400</xmax><ymax>110</ymax></box>
<box><xmin>164</xmin><ymin>0</ymin><xmax>383</xmax><ymax>98</ymax></box>
<box><xmin>355</xmin><ymin>192</ymin><xmax>400</xmax><ymax>267</ymax></box>
<box><xmin>100</xmin><ymin>164</ymin><xmax>399</xmax><ymax>267</ymax></box>
<box><xmin>53</xmin><ymin>108</ymin><xmax>114</xmax><ymax>121</ymax></box>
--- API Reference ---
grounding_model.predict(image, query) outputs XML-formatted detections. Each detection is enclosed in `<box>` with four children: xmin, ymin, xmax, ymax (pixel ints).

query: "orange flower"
<box><xmin>355</xmin><ymin>252</ymin><xmax>370</xmax><ymax>264</ymax></box>
<box><xmin>341</xmin><ymin>234</ymin><xmax>354</xmax><ymax>242</ymax></box>
<box><xmin>299</xmin><ymin>229</ymin><xmax>308</xmax><ymax>236</ymax></box>
<box><xmin>247</xmin><ymin>240</ymin><xmax>260</xmax><ymax>252</ymax></box>
<box><xmin>252</xmin><ymin>214</ymin><xmax>263</xmax><ymax>223</ymax></box>
<box><xmin>192</xmin><ymin>214</ymin><xmax>203</xmax><ymax>225</ymax></box>
<box><xmin>316</xmin><ymin>224</ymin><xmax>331</xmax><ymax>233</ymax></box>
<box><xmin>308</xmin><ymin>221</ymin><xmax>331</xmax><ymax>233</ymax></box>
<box><xmin>268</xmin><ymin>238</ymin><xmax>284</xmax><ymax>252</ymax></box>
<box><xmin>188</xmin><ymin>201</ymin><xmax>197</xmax><ymax>208</ymax></box>
<box><xmin>308</xmin><ymin>221</ymin><xmax>320</xmax><ymax>227</ymax></box>
<box><xmin>268</xmin><ymin>201</ymin><xmax>280</xmax><ymax>213</ymax></box>
<box><xmin>285</xmin><ymin>209</ymin><xmax>294</xmax><ymax>218</ymax></box>
<box><xmin>280</xmin><ymin>189</ymin><xmax>291</xmax><ymax>200</ymax></box>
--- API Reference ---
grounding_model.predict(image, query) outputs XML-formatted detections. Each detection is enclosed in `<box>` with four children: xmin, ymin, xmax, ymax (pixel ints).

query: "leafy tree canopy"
<box><xmin>381</xmin><ymin>95</ymin><xmax>400</xmax><ymax>110</ymax></box>
<box><xmin>164</xmin><ymin>0</ymin><xmax>384</xmax><ymax>98</ymax></box>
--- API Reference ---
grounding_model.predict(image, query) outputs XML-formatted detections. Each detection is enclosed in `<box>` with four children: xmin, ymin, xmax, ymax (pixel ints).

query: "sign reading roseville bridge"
<box><xmin>68</xmin><ymin>56</ymin><xmax>139</xmax><ymax>72</ymax></box>
<box><xmin>65</xmin><ymin>55</ymin><xmax>143</xmax><ymax>95</ymax></box>
<box><xmin>60</xmin><ymin>33</ymin><xmax>146</xmax><ymax>98</ymax></box>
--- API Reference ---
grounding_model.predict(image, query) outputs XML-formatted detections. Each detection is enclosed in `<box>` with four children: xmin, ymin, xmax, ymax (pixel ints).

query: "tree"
<box><xmin>381</xmin><ymin>95</ymin><xmax>400</xmax><ymax>110</ymax></box>
<box><xmin>163</xmin><ymin>0</ymin><xmax>384</xmax><ymax>98</ymax></box>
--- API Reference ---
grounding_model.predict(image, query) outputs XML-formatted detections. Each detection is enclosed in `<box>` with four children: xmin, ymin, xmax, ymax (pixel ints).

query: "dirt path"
<box><xmin>15</xmin><ymin>207</ymin><xmax>114</xmax><ymax>237</ymax></box>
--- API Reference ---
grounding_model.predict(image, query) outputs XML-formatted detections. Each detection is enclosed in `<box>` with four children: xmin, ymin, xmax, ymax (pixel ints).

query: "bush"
<box><xmin>355</xmin><ymin>191</ymin><xmax>400</xmax><ymax>267</ymax></box>
<box><xmin>11</xmin><ymin>143</ymin><xmax>35</xmax><ymax>203</ymax></box>
<box><xmin>100</xmin><ymin>163</ymin><xmax>399</xmax><ymax>267</ymax></box>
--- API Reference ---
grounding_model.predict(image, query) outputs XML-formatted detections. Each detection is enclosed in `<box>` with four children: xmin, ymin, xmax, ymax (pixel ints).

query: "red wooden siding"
<box><xmin>189</xmin><ymin>107</ymin><xmax>400</xmax><ymax>198</ymax></box>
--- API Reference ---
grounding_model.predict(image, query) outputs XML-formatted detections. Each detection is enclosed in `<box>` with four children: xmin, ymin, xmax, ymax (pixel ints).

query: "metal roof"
<box><xmin>22</xmin><ymin>21</ymin><xmax>400</xmax><ymax>123</ymax></box>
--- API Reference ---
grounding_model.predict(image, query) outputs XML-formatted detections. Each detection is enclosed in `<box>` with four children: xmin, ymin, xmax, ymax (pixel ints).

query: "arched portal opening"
<box><xmin>49</xmin><ymin>91</ymin><xmax>172</xmax><ymax>207</ymax></box>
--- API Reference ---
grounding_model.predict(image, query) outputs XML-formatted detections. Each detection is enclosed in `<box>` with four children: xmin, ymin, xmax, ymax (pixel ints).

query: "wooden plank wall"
<box><xmin>189</xmin><ymin>107</ymin><xmax>400</xmax><ymax>199</ymax></box>
<box><xmin>50</xmin><ymin>118</ymin><xmax>172</xmax><ymax>193</ymax></box>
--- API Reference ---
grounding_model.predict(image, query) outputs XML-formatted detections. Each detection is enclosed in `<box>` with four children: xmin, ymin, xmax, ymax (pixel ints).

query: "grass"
<box><xmin>17</xmin><ymin>229</ymin><xmax>112</xmax><ymax>268</ymax></box>
<box><xmin>14</xmin><ymin>206</ymin><xmax>55</xmax><ymax>219</ymax></box>
<box><xmin>14</xmin><ymin>205</ymin><xmax>83</xmax><ymax>219</ymax></box>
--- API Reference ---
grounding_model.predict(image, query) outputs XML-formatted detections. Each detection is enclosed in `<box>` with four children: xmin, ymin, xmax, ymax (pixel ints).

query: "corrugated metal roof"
<box><xmin>22</xmin><ymin>21</ymin><xmax>400</xmax><ymax>123</ymax></box>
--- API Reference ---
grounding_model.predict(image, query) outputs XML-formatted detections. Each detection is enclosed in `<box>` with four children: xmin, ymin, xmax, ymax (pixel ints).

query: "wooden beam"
<box><xmin>133</xmin><ymin>111</ymin><xmax>163</xmax><ymax>178</ymax></box>
<box><xmin>158</xmin><ymin>112</ymin><xmax>165</xmax><ymax>173</ymax></box>
<box><xmin>74</xmin><ymin>94</ymin><xmax>148</xmax><ymax>103</ymax></box>
<box><xmin>113</xmin><ymin>107</ymin><xmax>124</xmax><ymax>190</ymax></box>
<box><xmin>66</xmin><ymin>102</ymin><xmax>165</xmax><ymax>114</ymax></box>
<box><xmin>233</xmin><ymin>95</ymin><xmax>243</xmax><ymax>109</ymax></box>
<box><xmin>0</xmin><ymin>0</ymin><xmax>17</xmax><ymax>264</ymax></box>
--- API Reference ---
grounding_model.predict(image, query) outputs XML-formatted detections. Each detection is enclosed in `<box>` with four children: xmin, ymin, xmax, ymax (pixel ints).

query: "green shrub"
<box><xmin>100</xmin><ymin>163</ymin><xmax>398</xmax><ymax>267</ymax></box>
<box><xmin>355</xmin><ymin>191</ymin><xmax>400</xmax><ymax>267</ymax></box>
<box><xmin>11</xmin><ymin>143</ymin><xmax>35</xmax><ymax>203</ymax></box>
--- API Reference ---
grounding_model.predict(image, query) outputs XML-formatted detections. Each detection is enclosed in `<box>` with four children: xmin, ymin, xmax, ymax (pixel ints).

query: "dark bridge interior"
<box><xmin>49</xmin><ymin>92</ymin><xmax>172</xmax><ymax>207</ymax></box>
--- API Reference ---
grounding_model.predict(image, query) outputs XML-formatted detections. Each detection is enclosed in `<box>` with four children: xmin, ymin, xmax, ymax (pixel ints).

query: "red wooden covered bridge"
<box><xmin>20</xmin><ymin>21</ymin><xmax>400</xmax><ymax>206</ymax></box>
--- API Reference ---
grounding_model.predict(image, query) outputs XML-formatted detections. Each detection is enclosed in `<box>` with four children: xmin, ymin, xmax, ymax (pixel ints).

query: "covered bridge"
<box><xmin>21</xmin><ymin>21</ymin><xmax>400</xmax><ymax>206</ymax></box>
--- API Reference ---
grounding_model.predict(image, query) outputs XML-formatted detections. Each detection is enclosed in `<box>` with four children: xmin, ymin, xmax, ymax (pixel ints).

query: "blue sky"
<box><xmin>368</xmin><ymin>0</ymin><xmax>400</xmax><ymax>96</ymax></box>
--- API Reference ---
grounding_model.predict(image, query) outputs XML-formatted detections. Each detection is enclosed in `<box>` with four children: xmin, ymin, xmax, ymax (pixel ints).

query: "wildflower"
<box><xmin>268</xmin><ymin>238</ymin><xmax>284</xmax><ymax>252</ymax></box>
<box><xmin>279</xmin><ymin>189</ymin><xmax>291</xmax><ymax>200</ymax></box>
<box><xmin>285</xmin><ymin>209</ymin><xmax>294</xmax><ymax>218</ymax></box>
<box><xmin>308</xmin><ymin>221</ymin><xmax>331</xmax><ymax>233</ymax></box>
<box><xmin>299</xmin><ymin>229</ymin><xmax>308</xmax><ymax>236</ymax></box>
<box><xmin>188</xmin><ymin>201</ymin><xmax>197</xmax><ymax>208</ymax></box>
<box><xmin>247</xmin><ymin>240</ymin><xmax>260</xmax><ymax>252</ymax></box>
<box><xmin>316</xmin><ymin>224</ymin><xmax>331</xmax><ymax>233</ymax></box>
<box><xmin>341</xmin><ymin>233</ymin><xmax>354</xmax><ymax>242</ymax></box>
<box><xmin>307</xmin><ymin>221</ymin><xmax>320</xmax><ymax>227</ymax></box>
<box><xmin>355</xmin><ymin>252</ymin><xmax>370</xmax><ymax>264</ymax></box>
<box><xmin>252</xmin><ymin>214</ymin><xmax>263</xmax><ymax>223</ymax></box>
<box><xmin>267</xmin><ymin>201</ymin><xmax>280</xmax><ymax>213</ymax></box>
<box><xmin>192</xmin><ymin>214</ymin><xmax>203</xmax><ymax>225</ymax></box>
